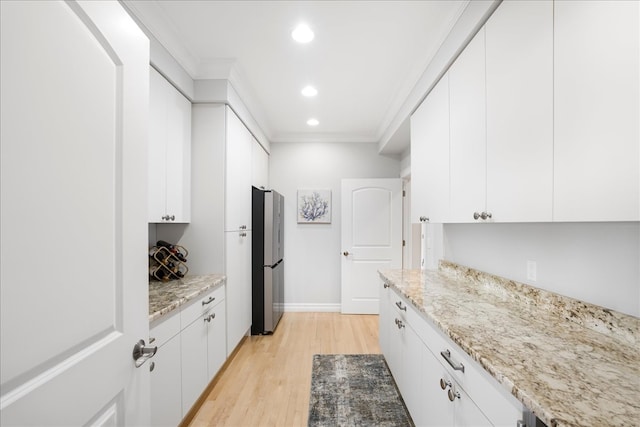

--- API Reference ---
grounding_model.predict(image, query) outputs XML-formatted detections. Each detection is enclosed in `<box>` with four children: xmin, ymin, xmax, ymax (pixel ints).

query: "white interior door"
<box><xmin>1</xmin><ymin>1</ymin><xmax>150</xmax><ymax>425</ymax></box>
<box><xmin>341</xmin><ymin>179</ymin><xmax>402</xmax><ymax>314</ymax></box>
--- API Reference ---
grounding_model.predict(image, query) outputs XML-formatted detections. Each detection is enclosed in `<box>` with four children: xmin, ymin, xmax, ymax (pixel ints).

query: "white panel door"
<box><xmin>1</xmin><ymin>1</ymin><xmax>149</xmax><ymax>426</ymax></box>
<box><xmin>341</xmin><ymin>179</ymin><xmax>402</xmax><ymax>314</ymax></box>
<box><xmin>554</xmin><ymin>0</ymin><xmax>639</xmax><ymax>221</ymax></box>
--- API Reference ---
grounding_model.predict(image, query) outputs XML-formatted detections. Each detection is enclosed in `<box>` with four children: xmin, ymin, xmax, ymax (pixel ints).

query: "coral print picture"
<box><xmin>297</xmin><ymin>190</ymin><xmax>331</xmax><ymax>223</ymax></box>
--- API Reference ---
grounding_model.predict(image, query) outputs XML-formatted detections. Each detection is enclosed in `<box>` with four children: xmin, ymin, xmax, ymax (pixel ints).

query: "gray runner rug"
<box><xmin>308</xmin><ymin>354</ymin><xmax>413</xmax><ymax>427</ymax></box>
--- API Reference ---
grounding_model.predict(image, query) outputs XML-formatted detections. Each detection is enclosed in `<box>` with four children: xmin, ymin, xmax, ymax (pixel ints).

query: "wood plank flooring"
<box><xmin>188</xmin><ymin>312</ymin><xmax>381</xmax><ymax>427</ymax></box>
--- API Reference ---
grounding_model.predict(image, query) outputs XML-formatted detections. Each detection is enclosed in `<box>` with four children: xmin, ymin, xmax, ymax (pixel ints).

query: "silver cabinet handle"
<box><xmin>440</xmin><ymin>349</ymin><xmax>465</xmax><ymax>373</ymax></box>
<box><xmin>202</xmin><ymin>296</ymin><xmax>215</xmax><ymax>306</ymax></box>
<box><xmin>132</xmin><ymin>339</ymin><xmax>157</xmax><ymax>368</ymax></box>
<box><xmin>448</xmin><ymin>389</ymin><xmax>461</xmax><ymax>402</ymax></box>
<box><xmin>395</xmin><ymin>301</ymin><xmax>407</xmax><ymax>311</ymax></box>
<box><xmin>149</xmin><ymin>361</ymin><xmax>155</xmax><ymax>372</ymax></box>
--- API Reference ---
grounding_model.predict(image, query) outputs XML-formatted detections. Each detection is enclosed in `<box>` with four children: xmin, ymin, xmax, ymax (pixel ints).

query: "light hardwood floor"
<box><xmin>188</xmin><ymin>312</ymin><xmax>381</xmax><ymax>427</ymax></box>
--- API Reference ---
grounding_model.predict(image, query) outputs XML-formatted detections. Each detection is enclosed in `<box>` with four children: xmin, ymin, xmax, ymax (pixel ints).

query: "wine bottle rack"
<box><xmin>149</xmin><ymin>244</ymin><xmax>189</xmax><ymax>281</ymax></box>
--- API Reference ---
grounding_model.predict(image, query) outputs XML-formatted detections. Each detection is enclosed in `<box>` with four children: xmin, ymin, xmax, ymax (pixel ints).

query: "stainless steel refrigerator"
<box><xmin>251</xmin><ymin>187</ymin><xmax>284</xmax><ymax>335</ymax></box>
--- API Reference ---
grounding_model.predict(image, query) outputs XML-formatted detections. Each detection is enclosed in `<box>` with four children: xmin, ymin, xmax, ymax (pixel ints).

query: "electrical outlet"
<box><xmin>527</xmin><ymin>260</ymin><xmax>537</xmax><ymax>281</ymax></box>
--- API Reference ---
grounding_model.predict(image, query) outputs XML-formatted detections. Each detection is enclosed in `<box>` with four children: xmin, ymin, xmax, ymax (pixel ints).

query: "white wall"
<box><xmin>269</xmin><ymin>142</ymin><xmax>401</xmax><ymax>311</ymax></box>
<box><xmin>443</xmin><ymin>222</ymin><xmax>640</xmax><ymax>317</ymax></box>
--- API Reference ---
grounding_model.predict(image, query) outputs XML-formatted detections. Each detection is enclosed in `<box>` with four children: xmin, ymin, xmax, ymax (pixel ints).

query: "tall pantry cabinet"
<box><xmin>187</xmin><ymin>103</ymin><xmax>268</xmax><ymax>357</ymax></box>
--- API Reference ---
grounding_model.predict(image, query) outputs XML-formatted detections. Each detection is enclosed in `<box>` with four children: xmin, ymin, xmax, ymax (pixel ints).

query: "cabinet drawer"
<box><xmin>180</xmin><ymin>285</ymin><xmax>225</xmax><ymax>327</ymax></box>
<box><xmin>150</xmin><ymin>310</ymin><xmax>180</xmax><ymax>348</ymax></box>
<box><xmin>409</xmin><ymin>307</ymin><xmax>522</xmax><ymax>427</ymax></box>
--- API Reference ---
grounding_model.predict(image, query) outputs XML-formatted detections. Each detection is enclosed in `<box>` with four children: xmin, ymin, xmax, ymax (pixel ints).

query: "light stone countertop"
<box><xmin>148</xmin><ymin>274</ymin><xmax>226</xmax><ymax>323</ymax></box>
<box><xmin>379</xmin><ymin>262</ymin><xmax>639</xmax><ymax>427</ymax></box>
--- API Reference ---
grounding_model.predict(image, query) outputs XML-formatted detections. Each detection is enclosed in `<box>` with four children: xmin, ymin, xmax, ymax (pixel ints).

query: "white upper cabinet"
<box><xmin>485</xmin><ymin>0</ymin><xmax>553</xmax><ymax>223</ymax></box>
<box><xmin>251</xmin><ymin>137</ymin><xmax>269</xmax><ymax>190</ymax></box>
<box><xmin>448</xmin><ymin>28</ymin><xmax>487</xmax><ymax>223</ymax></box>
<box><xmin>411</xmin><ymin>74</ymin><xmax>450</xmax><ymax>223</ymax></box>
<box><xmin>553</xmin><ymin>0</ymin><xmax>639</xmax><ymax>221</ymax></box>
<box><xmin>149</xmin><ymin>67</ymin><xmax>191</xmax><ymax>223</ymax></box>
<box><xmin>225</xmin><ymin>106</ymin><xmax>252</xmax><ymax>232</ymax></box>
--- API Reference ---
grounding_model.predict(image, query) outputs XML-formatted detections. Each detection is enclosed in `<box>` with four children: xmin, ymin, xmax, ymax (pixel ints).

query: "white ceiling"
<box><xmin>124</xmin><ymin>1</ymin><xmax>467</xmax><ymax>151</ymax></box>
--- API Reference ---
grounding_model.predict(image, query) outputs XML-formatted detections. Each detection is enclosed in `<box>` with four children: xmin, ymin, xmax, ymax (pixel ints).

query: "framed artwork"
<box><xmin>297</xmin><ymin>189</ymin><xmax>331</xmax><ymax>223</ymax></box>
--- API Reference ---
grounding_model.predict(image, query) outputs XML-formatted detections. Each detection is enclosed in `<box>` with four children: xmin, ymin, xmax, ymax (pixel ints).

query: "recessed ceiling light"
<box><xmin>292</xmin><ymin>24</ymin><xmax>314</xmax><ymax>43</ymax></box>
<box><xmin>307</xmin><ymin>118</ymin><xmax>319</xmax><ymax>126</ymax></box>
<box><xmin>301</xmin><ymin>86</ymin><xmax>318</xmax><ymax>97</ymax></box>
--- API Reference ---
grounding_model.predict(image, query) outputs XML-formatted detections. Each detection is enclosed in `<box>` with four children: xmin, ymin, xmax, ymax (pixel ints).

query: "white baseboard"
<box><xmin>284</xmin><ymin>303</ymin><xmax>341</xmax><ymax>312</ymax></box>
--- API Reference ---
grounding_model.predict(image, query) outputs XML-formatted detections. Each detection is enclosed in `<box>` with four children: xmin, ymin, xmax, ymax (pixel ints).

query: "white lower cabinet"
<box><xmin>150</xmin><ymin>284</ymin><xmax>226</xmax><ymax>425</ymax></box>
<box><xmin>382</xmin><ymin>286</ymin><xmax>522</xmax><ymax>427</ymax></box>
<box><xmin>180</xmin><ymin>313</ymin><xmax>210</xmax><ymax>415</ymax></box>
<box><xmin>150</xmin><ymin>313</ymin><xmax>182</xmax><ymax>427</ymax></box>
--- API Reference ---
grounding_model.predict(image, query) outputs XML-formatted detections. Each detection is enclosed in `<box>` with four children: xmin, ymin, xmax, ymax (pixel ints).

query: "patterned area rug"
<box><xmin>308</xmin><ymin>354</ymin><xmax>413</xmax><ymax>427</ymax></box>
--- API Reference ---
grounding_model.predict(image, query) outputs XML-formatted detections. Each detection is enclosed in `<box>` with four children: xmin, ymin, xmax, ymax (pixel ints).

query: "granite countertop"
<box><xmin>379</xmin><ymin>262</ymin><xmax>639</xmax><ymax>427</ymax></box>
<box><xmin>148</xmin><ymin>274</ymin><xmax>226</xmax><ymax>323</ymax></box>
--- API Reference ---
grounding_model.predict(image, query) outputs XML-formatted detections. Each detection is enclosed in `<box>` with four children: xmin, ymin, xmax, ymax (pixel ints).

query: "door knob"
<box><xmin>132</xmin><ymin>339</ymin><xmax>157</xmax><ymax>368</ymax></box>
<box><xmin>343</xmin><ymin>251</ymin><xmax>350</xmax><ymax>256</ymax></box>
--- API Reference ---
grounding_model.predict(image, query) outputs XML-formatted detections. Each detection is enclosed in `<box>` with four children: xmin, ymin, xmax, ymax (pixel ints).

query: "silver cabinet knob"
<box><xmin>204</xmin><ymin>313</ymin><xmax>216</xmax><ymax>322</ymax></box>
<box><xmin>383</xmin><ymin>283</ymin><xmax>389</xmax><ymax>289</ymax></box>
<box><xmin>480</xmin><ymin>211</ymin><xmax>492</xmax><ymax>220</ymax></box>
<box><xmin>239</xmin><ymin>232</ymin><xmax>247</xmax><ymax>237</ymax></box>
<box><xmin>394</xmin><ymin>318</ymin><xmax>405</xmax><ymax>329</ymax></box>
<box><xmin>473</xmin><ymin>212</ymin><xmax>481</xmax><ymax>220</ymax></box>
<box><xmin>419</xmin><ymin>216</ymin><xmax>429</xmax><ymax>222</ymax></box>
<box><xmin>343</xmin><ymin>251</ymin><xmax>350</xmax><ymax>257</ymax></box>
<box><xmin>448</xmin><ymin>389</ymin><xmax>461</xmax><ymax>402</ymax></box>
<box><xmin>149</xmin><ymin>361</ymin><xmax>155</xmax><ymax>372</ymax></box>
<box><xmin>239</xmin><ymin>225</ymin><xmax>247</xmax><ymax>230</ymax></box>
<box><xmin>439</xmin><ymin>378</ymin><xmax>452</xmax><ymax>390</ymax></box>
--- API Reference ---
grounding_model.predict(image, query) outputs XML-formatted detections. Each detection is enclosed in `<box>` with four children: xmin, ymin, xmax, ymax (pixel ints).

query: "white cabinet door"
<box><xmin>455</xmin><ymin>385</ymin><xmax>492</xmax><ymax>427</ymax></box>
<box><xmin>485</xmin><ymin>0</ymin><xmax>553</xmax><ymax>222</ymax></box>
<box><xmin>225</xmin><ymin>107</ymin><xmax>252</xmax><ymax>231</ymax></box>
<box><xmin>251</xmin><ymin>137</ymin><xmax>269</xmax><ymax>190</ymax></box>
<box><xmin>411</xmin><ymin>74</ymin><xmax>450</xmax><ymax>223</ymax></box>
<box><xmin>149</xmin><ymin>67</ymin><xmax>191</xmax><ymax>223</ymax></box>
<box><xmin>401</xmin><ymin>321</ymin><xmax>425</xmax><ymax>424</ymax></box>
<box><xmin>165</xmin><ymin>77</ymin><xmax>191</xmax><ymax>223</ymax></box>
<box><xmin>378</xmin><ymin>280</ymin><xmax>391</xmax><ymax>361</ymax></box>
<box><xmin>421</xmin><ymin>349</ymin><xmax>455</xmax><ymax>426</ymax></box>
<box><xmin>150</xmin><ymin>335</ymin><xmax>182</xmax><ymax>427</ymax></box>
<box><xmin>207</xmin><ymin>301</ymin><xmax>227</xmax><ymax>379</ymax></box>
<box><xmin>449</xmin><ymin>28</ymin><xmax>487</xmax><ymax>223</ymax></box>
<box><xmin>554</xmin><ymin>0</ymin><xmax>639</xmax><ymax>221</ymax></box>
<box><xmin>180</xmin><ymin>316</ymin><xmax>208</xmax><ymax>415</ymax></box>
<box><xmin>225</xmin><ymin>230</ymin><xmax>252</xmax><ymax>356</ymax></box>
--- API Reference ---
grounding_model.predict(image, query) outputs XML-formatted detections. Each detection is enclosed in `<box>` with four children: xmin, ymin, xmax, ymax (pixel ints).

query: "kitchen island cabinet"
<box><xmin>379</xmin><ymin>263</ymin><xmax>639</xmax><ymax>427</ymax></box>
